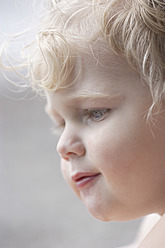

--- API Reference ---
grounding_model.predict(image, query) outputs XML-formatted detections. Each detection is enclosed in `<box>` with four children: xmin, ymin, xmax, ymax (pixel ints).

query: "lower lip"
<box><xmin>75</xmin><ymin>174</ymin><xmax>100</xmax><ymax>190</ymax></box>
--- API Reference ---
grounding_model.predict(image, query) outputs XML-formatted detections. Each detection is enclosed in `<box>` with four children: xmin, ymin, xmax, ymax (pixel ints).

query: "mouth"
<box><xmin>71</xmin><ymin>172</ymin><xmax>101</xmax><ymax>190</ymax></box>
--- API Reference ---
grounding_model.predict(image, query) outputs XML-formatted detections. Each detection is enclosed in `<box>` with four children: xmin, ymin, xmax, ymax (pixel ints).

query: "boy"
<box><xmin>1</xmin><ymin>0</ymin><xmax>165</xmax><ymax>247</ymax></box>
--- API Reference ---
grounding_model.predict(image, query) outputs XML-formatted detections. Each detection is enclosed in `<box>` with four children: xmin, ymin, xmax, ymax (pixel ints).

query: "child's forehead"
<box><xmin>46</xmin><ymin>48</ymin><xmax>141</xmax><ymax>103</ymax></box>
<box><xmin>68</xmin><ymin>46</ymin><xmax>140</xmax><ymax>86</ymax></box>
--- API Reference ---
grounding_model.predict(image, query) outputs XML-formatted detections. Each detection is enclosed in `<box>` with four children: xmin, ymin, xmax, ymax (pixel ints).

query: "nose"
<box><xmin>56</xmin><ymin>130</ymin><xmax>85</xmax><ymax>161</ymax></box>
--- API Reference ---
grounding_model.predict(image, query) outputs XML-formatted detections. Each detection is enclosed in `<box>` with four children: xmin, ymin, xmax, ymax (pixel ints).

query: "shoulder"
<box><xmin>138</xmin><ymin>214</ymin><xmax>165</xmax><ymax>248</ymax></box>
<box><xmin>117</xmin><ymin>214</ymin><xmax>160</xmax><ymax>248</ymax></box>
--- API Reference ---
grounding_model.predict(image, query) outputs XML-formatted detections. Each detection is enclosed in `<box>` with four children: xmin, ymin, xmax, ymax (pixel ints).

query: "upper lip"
<box><xmin>71</xmin><ymin>172</ymin><xmax>101</xmax><ymax>182</ymax></box>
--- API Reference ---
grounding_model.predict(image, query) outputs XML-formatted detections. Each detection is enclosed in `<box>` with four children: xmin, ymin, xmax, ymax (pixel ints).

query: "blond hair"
<box><xmin>1</xmin><ymin>0</ymin><xmax>165</xmax><ymax>113</ymax></box>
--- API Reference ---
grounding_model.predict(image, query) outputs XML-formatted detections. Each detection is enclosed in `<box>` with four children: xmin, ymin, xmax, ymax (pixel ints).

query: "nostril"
<box><xmin>61</xmin><ymin>152</ymin><xmax>76</xmax><ymax>161</ymax></box>
<box><xmin>58</xmin><ymin>152</ymin><xmax>70</xmax><ymax>161</ymax></box>
<box><xmin>62</xmin><ymin>156</ymin><xmax>70</xmax><ymax>161</ymax></box>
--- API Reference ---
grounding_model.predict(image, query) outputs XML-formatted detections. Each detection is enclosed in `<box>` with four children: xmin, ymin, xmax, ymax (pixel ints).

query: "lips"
<box><xmin>71</xmin><ymin>172</ymin><xmax>101</xmax><ymax>190</ymax></box>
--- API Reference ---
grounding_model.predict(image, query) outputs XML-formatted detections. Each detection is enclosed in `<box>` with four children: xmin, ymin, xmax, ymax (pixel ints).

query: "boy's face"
<box><xmin>46</xmin><ymin>51</ymin><xmax>165</xmax><ymax>221</ymax></box>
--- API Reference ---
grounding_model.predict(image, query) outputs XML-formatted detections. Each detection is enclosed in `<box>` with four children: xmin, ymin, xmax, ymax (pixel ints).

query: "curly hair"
<box><xmin>1</xmin><ymin>0</ymin><xmax>165</xmax><ymax>114</ymax></box>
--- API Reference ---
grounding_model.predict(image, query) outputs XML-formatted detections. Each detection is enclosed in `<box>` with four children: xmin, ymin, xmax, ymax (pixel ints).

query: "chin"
<box><xmin>84</xmin><ymin>199</ymin><xmax>114</xmax><ymax>222</ymax></box>
<box><xmin>91</xmin><ymin>213</ymin><xmax>112</xmax><ymax>222</ymax></box>
<box><xmin>85</xmin><ymin>201</ymin><xmax>141</xmax><ymax>222</ymax></box>
<box><xmin>87</xmin><ymin>208</ymin><xmax>111</xmax><ymax>222</ymax></box>
<box><xmin>88</xmin><ymin>209</ymin><xmax>138</xmax><ymax>222</ymax></box>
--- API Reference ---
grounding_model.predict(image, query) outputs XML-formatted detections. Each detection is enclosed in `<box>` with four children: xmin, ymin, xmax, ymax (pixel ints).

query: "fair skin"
<box><xmin>46</xmin><ymin>49</ymin><xmax>165</xmax><ymax>224</ymax></box>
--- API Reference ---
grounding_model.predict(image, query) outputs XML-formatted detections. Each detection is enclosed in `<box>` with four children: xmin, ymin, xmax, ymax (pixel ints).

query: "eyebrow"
<box><xmin>68</xmin><ymin>92</ymin><xmax>122</xmax><ymax>102</ymax></box>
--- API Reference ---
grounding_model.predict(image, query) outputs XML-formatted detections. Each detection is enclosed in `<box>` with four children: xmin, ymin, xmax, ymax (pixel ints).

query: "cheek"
<box><xmin>87</xmin><ymin>119</ymin><xmax>148</xmax><ymax>184</ymax></box>
<box><xmin>88</xmin><ymin>126</ymin><xmax>135</xmax><ymax>164</ymax></box>
<box><xmin>87</xmin><ymin>115</ymin><xmax>165</xmax><ymax>202</ymax></box>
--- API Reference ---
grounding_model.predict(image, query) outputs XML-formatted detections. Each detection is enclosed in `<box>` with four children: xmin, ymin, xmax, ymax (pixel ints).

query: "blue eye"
<box><xmin>84</xmin><ymin>109</ymin><xmax>110</xmax><ymax>122</ymax></box>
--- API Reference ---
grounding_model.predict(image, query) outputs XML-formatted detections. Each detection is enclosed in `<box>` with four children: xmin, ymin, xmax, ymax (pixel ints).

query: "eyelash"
<box><xmin>51</xmin><ymin>108</ymin><xmax>110</xmax><ymax>136</ymax></box>
<box><xmin>83</xmin><ymin>108</ymin><xmax>111</xmax><ymax>122</ymax></box>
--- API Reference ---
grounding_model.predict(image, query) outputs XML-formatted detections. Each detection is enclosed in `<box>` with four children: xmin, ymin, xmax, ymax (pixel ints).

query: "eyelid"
<box><xmin>82</xmin><ymin>108</ymin><xmax>111</xmax><ymax>122</ymax></box>
<box><xmin>50</xmin><ymin>108</ymin><xmax>110</xmax><ymax>136</ymax></box>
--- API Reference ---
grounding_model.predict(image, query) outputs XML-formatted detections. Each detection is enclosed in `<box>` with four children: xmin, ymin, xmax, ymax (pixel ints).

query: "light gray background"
<box><xmin>0</xmin><ymin>1</ymin><xmax>142</xmax><ymax>247</ymax></box>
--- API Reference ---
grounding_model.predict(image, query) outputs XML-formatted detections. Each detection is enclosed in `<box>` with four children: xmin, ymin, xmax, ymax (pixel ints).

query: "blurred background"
<box><xmin>0</xmin><ymin>1</ymin><xmax>142</xmax><ymax>247</ymax></box>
